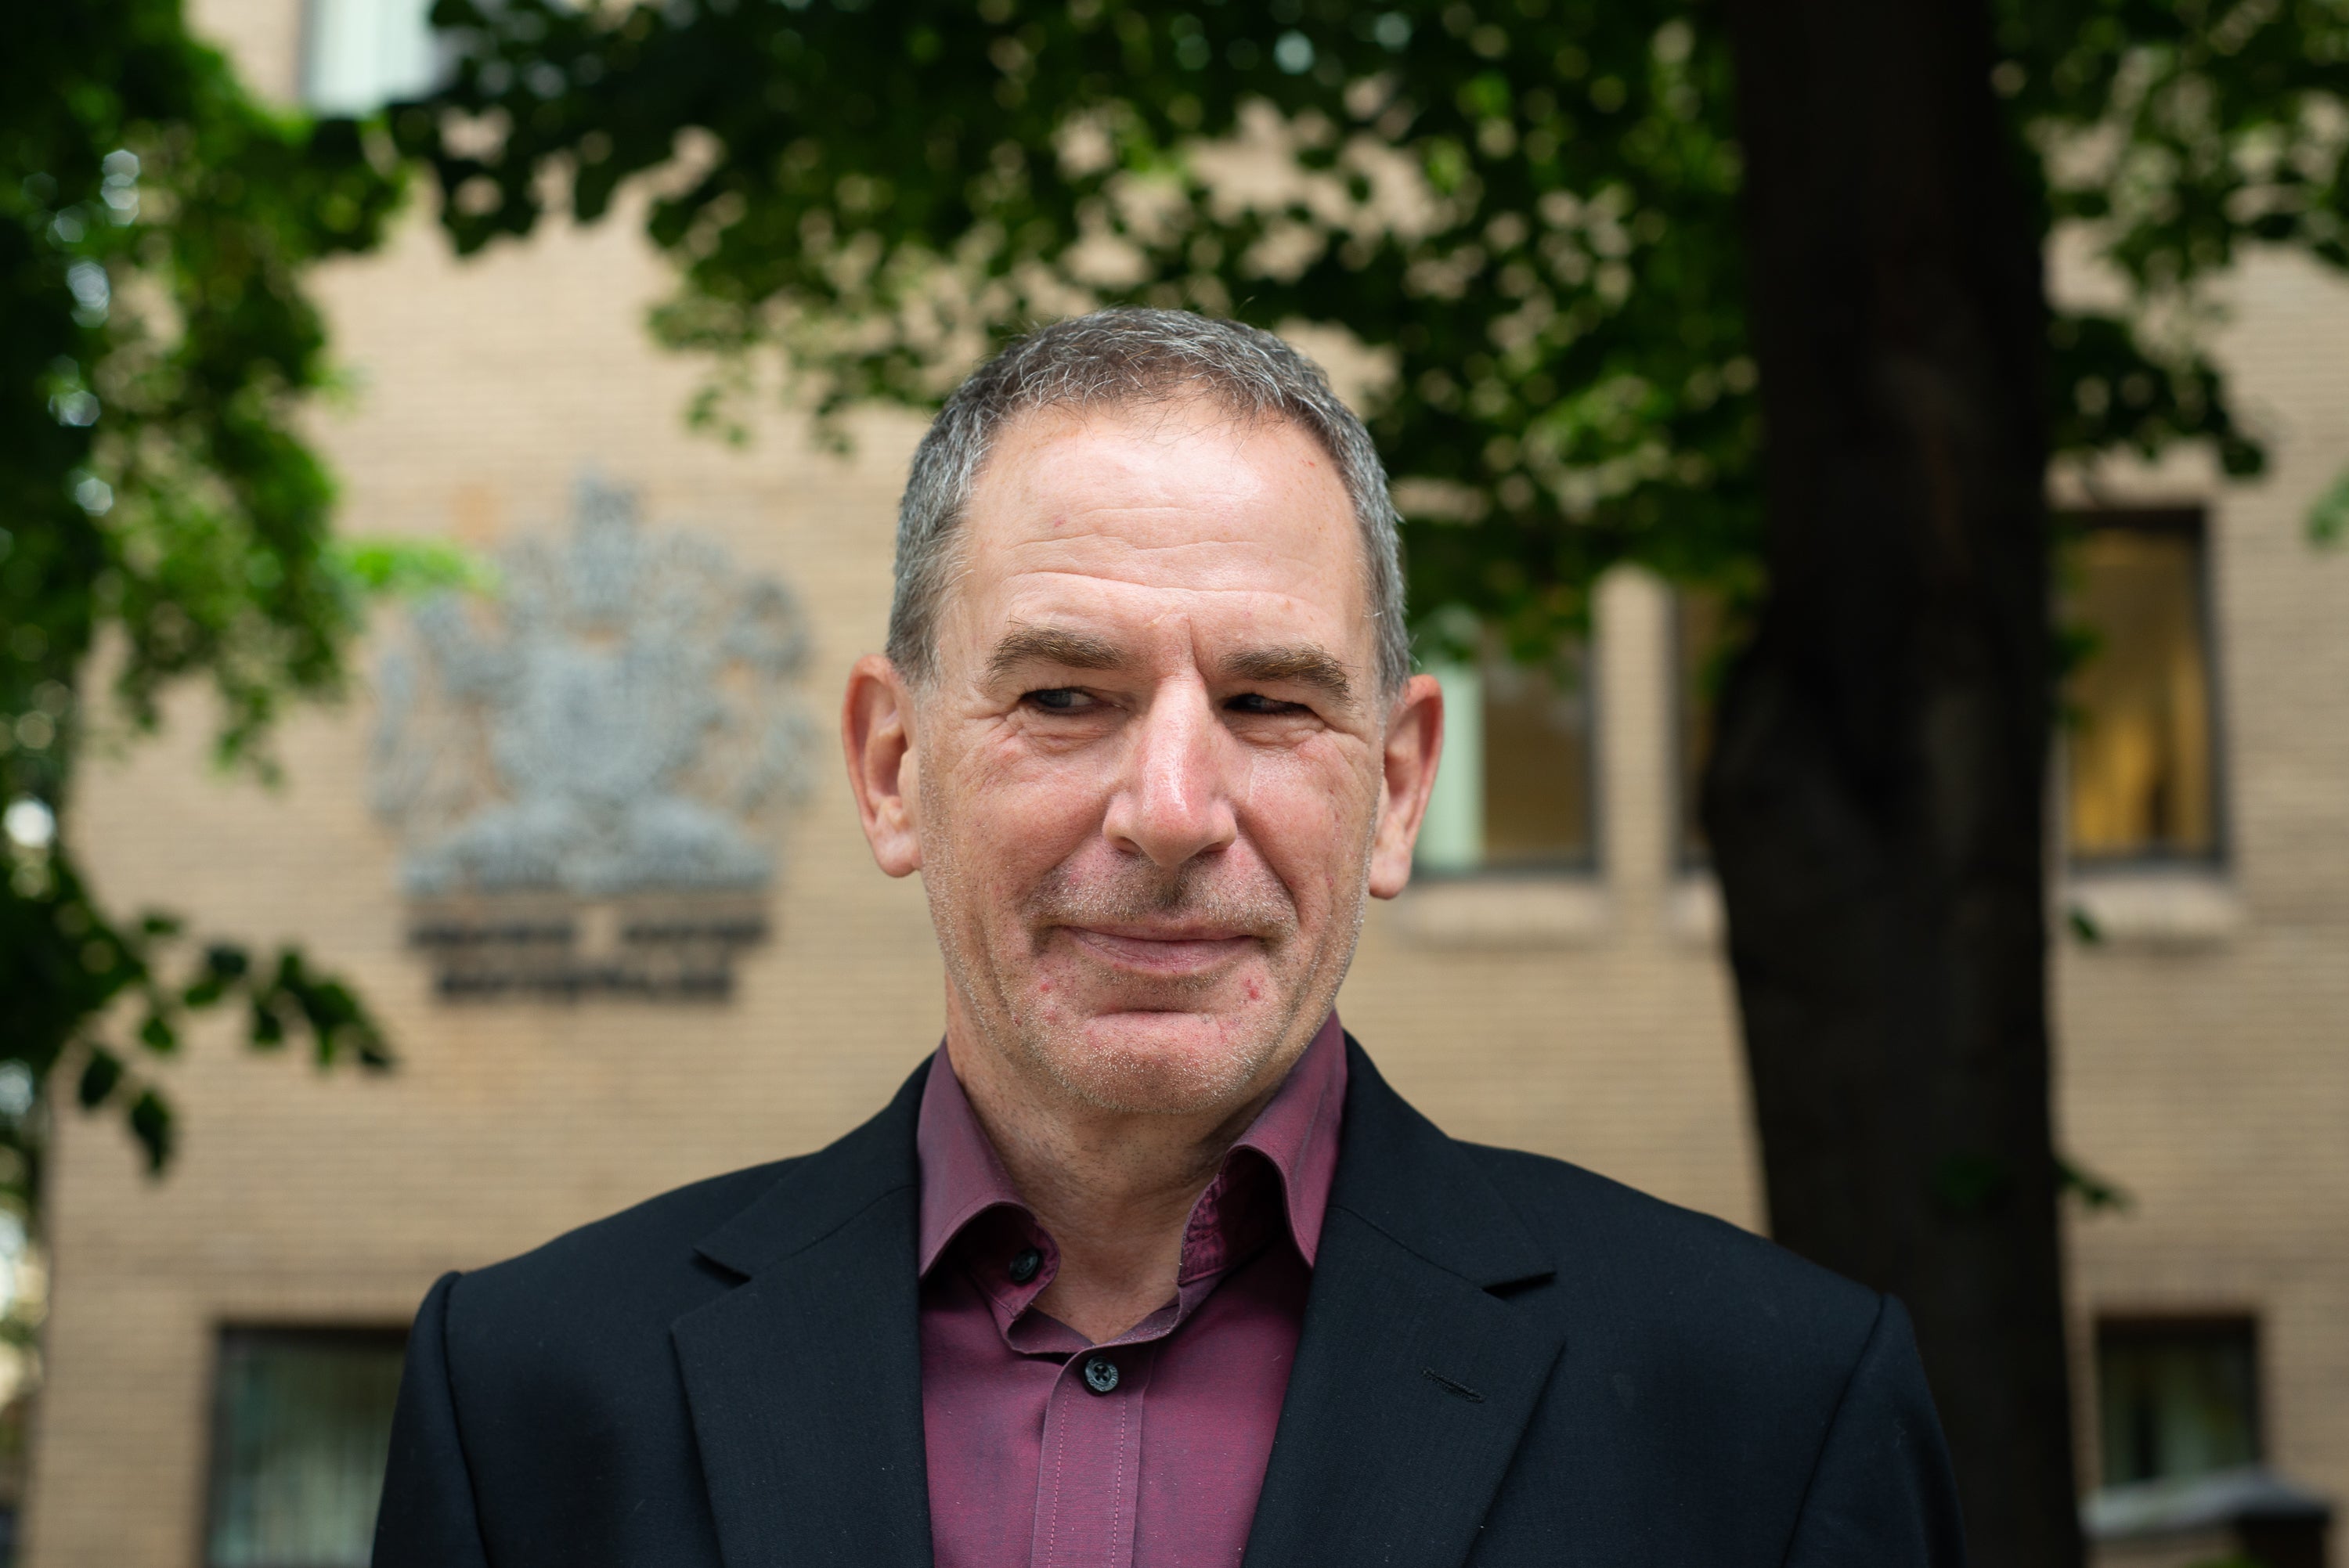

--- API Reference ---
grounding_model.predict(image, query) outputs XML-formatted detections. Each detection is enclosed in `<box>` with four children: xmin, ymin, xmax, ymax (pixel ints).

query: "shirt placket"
<box><xmin>1029</xmin><ymin>1339</ymin><xmax>1156</xmax><ymax>1568</ymax></box>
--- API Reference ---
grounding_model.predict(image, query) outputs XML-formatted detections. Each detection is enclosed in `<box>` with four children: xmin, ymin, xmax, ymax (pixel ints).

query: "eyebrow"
<box><xmin>985</xmin><ymin>622</ymin><xmax>1356</xmax><ymax>707</ymax></box>
<box><xmin>986</xmin><ymin>623</ymin><xmax>1128</xmax><ymax>683</ymax></box>
<box><xmin>1220</xmin><ymin>644</ymin><xmax>1354</xmax><ymax>705</ymax></box>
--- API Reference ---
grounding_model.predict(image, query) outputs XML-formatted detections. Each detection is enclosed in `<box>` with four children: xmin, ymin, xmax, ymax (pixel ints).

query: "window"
<box><xmin>1417</xmin><ymin>643</ymin><xmax>1594</xmax><ymax>874</ymax></box>
<box><xmin>2062</xmin><ymin>510</ymin><xmax>2221</xmax><ymax>864</ymax></box>
<box><xmin>1672</xmin><ymin>589</ymin><xmax>1737</xmax><ymax>866</ymax></box>
<box><xmin>302</xmin><ymin>0</ymin><xmax>439</xmax><ymax>115</ymax></box>
<box><xmin>207</xmin><ymin>1328</ymin><xmax>406</xmax><ymax>1568</ymax></box>
<box><xmin>2096</xmin><ymin>1317</ymin><xmax>2261</xmax><ymax>1488</ymax></box>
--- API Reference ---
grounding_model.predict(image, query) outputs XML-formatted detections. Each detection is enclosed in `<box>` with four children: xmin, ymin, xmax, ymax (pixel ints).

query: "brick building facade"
<box><xmin>21</xmin><ymin>2</ymin><xmax>2349</xmax><ymax>1561</ymax></box>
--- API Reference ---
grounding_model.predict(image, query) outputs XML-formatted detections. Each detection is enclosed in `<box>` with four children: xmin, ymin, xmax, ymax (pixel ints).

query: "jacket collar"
<box><xmin>691</xmin><ymin>1054</ymin><xmax>932</xmax><ymax>1282</ymax></box>
<box><xmin>673</xmin><ymin>1058</ymin><xmax>936</xmax><ymax>1568</ymax></box>
<box><xmin>1239</xmin><ymin>1038</ymin><xmax>1567</xmax><ymax>1568</ymax></box>
<box><xmin>687</xmin><ymin>1032</ymin><xmax>1553</xmax><ymax>1290</ymax></box>
<box><xmin>673</xmin><ymin>1038</ymin><xmax>1564</xmax><ymax>1568</ymax></box>
<box><xmin>1324</xmin><ymin>1034</ymin><xmax>1553</xmax><ymax>1291</ymax></box>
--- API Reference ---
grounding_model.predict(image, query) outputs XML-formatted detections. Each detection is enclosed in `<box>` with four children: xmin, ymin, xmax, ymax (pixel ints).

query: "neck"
<box><xmin>940</xmin><ymin>1011</ymin><xmax>1289</xmax><ymax>1346</ymax></box>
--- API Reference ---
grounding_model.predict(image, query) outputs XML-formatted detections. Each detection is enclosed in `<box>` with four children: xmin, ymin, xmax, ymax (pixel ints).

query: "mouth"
<box><xmin>1059</xmin><ymin>925</ymin><xmax>1262</xmax><ymax>977</ymax></box>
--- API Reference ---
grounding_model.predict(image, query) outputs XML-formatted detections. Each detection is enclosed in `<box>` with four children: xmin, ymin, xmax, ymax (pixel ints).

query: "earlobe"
<box><xmin>842</xmin><ymin>654</ymin><xmax>924</xmax><ymax>878</ymax></box>
<box><xmin>1367</xmin><ymin>672</ymin><xmax>1444</xmax><ymax>899</ymax></box>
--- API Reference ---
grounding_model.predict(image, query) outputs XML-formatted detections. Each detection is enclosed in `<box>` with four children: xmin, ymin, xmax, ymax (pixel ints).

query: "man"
<box><xmin>375</xmin><ymin>310</ymin><xmax>1964</xmax><ymax>1567</ymax></box>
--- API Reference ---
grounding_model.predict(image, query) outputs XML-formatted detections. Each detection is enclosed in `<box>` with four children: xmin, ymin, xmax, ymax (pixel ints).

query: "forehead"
<box><xmin>950</xmin><ymin>397</ymin><xmax>1368</xmax><ymax>646</ymax></box>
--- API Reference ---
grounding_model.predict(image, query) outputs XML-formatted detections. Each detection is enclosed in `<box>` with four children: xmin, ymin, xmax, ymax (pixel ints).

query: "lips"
<box><xmin>1062</xmin><ymin>927</ymin><xmax>1261</xmax><ymax>975</ymax></box>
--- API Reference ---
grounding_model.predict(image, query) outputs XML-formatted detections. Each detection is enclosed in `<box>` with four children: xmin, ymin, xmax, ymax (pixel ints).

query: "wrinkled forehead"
<box><xmin>975</xmin><ymin>386</ymin><xmax>1335</xmax><ymax>504</ymax></box>
<box><xmin>945</xmin><ymin>397</ymin><xmax>1372</xmax><ymax>659</ymax></box>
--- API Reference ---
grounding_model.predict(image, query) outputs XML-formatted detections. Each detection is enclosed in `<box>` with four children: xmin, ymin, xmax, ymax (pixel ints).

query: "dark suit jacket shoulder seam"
<box><xmin>434</xmin><ymin>1270</ymin><xmax>498</xmax><ymax>1559</ymax></box>
<box><xmin>1769</xmin><ymin>1288</ymin><xmax>1890</xmax><ymax>1568</ymax></box>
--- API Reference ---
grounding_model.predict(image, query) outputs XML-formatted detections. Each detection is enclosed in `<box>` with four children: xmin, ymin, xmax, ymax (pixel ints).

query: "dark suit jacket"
<box><xmin>374</xmin><ymin>1040</ymin><xmax>1965</xmax><ymax>1566</ymax></box>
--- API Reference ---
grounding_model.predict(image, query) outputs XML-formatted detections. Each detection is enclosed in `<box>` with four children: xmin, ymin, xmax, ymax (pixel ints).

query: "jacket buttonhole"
<box><xmin>1422</xmin><ymin>1367</ymin><xmax>1486</xmax><ymax>1404</ymax></box>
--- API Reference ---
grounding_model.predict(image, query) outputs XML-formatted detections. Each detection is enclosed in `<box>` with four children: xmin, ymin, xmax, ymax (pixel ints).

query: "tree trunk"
<box><xmin>1709</xmin><ymin>2</ymin><xmax>2079</xmax><ymax>1564</ymax></box>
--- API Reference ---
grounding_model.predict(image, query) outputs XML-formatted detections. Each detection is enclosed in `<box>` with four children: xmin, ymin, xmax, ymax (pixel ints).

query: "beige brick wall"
<box><xmin>23</xmin><ymin>2</ymin><xmax>2349</xmax><ymax>1559</ymax></box>
<box><xmin>2054</xmin><ymin>243</ymin><xmax>2349</xmax><ymax>1501</ymax></box>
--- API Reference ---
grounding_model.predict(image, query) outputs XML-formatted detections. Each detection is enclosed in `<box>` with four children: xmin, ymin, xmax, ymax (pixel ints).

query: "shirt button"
<box><xmin>1009</xmin><ymin>1247</ymin><xmax>1042</xmax><ymax>1285</ymax></box>
<box><xmin>1081</xmin><ymin>1355</ymin><xmax>1120</xmax><ymax>1395</ymax></box>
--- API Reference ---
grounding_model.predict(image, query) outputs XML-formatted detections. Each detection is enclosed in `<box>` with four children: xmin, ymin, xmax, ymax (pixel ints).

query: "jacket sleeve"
<box><xmin>374</xmin><ymin>1271</ymin><xmax>493</xmax><ymax>1568</ymax></box>
<box><xmin>1779</xmin><ymin>1295</ymin><xmax>1968</xmax><ymax>1568</ymax></box>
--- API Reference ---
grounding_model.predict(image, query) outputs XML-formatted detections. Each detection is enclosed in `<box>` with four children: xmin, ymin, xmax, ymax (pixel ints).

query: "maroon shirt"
<box><xmin>915</xmin><ymin>1015</ymin><xmax>1348</xmax><ymax>1568</ymax></box>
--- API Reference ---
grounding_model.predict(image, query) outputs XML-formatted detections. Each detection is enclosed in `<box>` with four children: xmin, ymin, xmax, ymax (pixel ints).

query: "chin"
<box><xmin>1026</xmin><ymin>1007</ymin><xmax>1297</xmax><ymax>1117</ymax></box>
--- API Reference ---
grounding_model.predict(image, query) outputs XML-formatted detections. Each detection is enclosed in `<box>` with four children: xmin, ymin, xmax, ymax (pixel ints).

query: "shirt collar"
<box><xmin>915</xmin><ymin>1011</ymin><xmax>1349</xmax><ymax>1278</ymax></box>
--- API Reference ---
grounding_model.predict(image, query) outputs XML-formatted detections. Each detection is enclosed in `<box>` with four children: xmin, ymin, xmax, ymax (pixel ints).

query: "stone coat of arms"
<box><xmin>370</xmin><ymin>478</ymin><xmax>814</xmax><ymax>999</ymax></box>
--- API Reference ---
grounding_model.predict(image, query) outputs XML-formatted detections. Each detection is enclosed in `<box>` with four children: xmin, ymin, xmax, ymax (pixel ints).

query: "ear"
<box><xmin>842</xmin><ymin>653</ymin><xmax>923</xmax><ymax>878</ymax></box>
<box><xmin>1368</xmin><ymin>672</ymin><xmax>1443</xmax><ymax>899</ymax></box>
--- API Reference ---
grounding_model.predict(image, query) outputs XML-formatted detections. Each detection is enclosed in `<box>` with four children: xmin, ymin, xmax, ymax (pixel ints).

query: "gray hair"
<box><xmin>887</xmin><ymin>308</ymin><xmax>1409</xmax><ymax>697</ymax></box>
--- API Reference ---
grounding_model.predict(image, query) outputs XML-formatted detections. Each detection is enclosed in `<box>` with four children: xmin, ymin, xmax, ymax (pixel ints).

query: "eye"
<box><xmin>1023</xmin><ymin>687</ymin><xmax>1098</xmax><ymax>712</ymax></box>
<box><xmin>1225</xmin><ymin>692</ymin><xmax>1312</xmax><ymax>716</ymax></box>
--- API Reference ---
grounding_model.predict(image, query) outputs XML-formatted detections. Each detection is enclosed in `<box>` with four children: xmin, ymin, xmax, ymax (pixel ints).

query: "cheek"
<box><xmin>943</xmin><ymin>736</ymin><xmax>1110</xmax><ymax>884</ymax></box>
<box><xmin>1234</xmin><ymin>742</ymin><xmax>1378</xmax><ymax>905</ymax></box>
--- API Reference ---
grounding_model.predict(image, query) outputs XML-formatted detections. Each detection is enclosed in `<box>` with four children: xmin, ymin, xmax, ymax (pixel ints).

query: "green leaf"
<box><xmin>2308</xmin><ymin>465</ymin><xmax>2349</xmax><ymax>548</ymax></box>
<box><xmin>1930</xmin><ymin>1151</ymin><xmax>2013</xmax><ymax>1216</ymax></box>
<box><xmin>327</xmin><ymin>536</ymin><xmax>497</xmax><ymax>597</ymax></box>
<box><xmin>128</xmin><ymin>1087</ymin><xmax>174</xmax><ymax>1174</ymax></box>
<box><xmin>7</xmin><ymin>0</ymin><xmax>402</xmax><ymax>1177</ymax></box>
<box><xmin>2058</xmin><ymin>1155</ymin><xmax>2131</xmax><ymax>1213</ymax></box>
<box><xmin>77</xmin><ymin>1047</ymin><xmax>124</xmax><ymax>1109</ymax></box>
<box><xmin>399</xmin><ymin>0</ymin><xmax>2349</xmax><ymax>665</ymax></box>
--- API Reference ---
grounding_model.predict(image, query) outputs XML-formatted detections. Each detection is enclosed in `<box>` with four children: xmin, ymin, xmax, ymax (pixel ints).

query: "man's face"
<box><xmin>847</xmin><ymin>395</ymin><xmax>1439</xmax><ymax>1120</ymax></box>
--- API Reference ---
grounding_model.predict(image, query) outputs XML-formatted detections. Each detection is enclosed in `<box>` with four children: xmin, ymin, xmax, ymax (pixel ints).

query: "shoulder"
<box><xmin>1333</xmin><ymin>1040</ymin><xmax>1881</xmax><ymax>1375</ymax></box>
<box><xmin>432</xmin><ymin>1058</ymin><xmax>929</xmax><ymax>1350</ymax></box>
<box><xmin>442</xmin><ymin>1157</ymin><xmax>802</xmax><ymax>1342</ymax></box>
<box><xmin>1460</xmin><ymin>1141</ymin><xmax>1885</xmax><ymax>1371</ymax></box>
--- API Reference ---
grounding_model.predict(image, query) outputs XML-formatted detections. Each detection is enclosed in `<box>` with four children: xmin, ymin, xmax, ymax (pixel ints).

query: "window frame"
<box><xmin>1669</xmin><ymin>588</ymin><xmax>1719</xmax><ymax>874</ymax></box>
<box><xmin>1669</xmin><ymin>585</ymin><xmax>1759</xmax><ymax>875</ymax></box>
<box><xmin>2058</xmin><ymin>505</ymin><xmax>2232</xmax><ymax>873</ymax></box>
<box><xmin>1413</xmin><ymin>637</ymin><xmax>1605</xmax><ymax>881</ymax></box>
<box><xmin>202</xmin><ymin>1322</ymin><xmax>410</xmax><ymax>1568</ymax></box>
<box><xmin>297</xmin><ymin>0</ymin><xmax>448</xmax><ymax>116</ymax></box>
<box><xmin>2092</xmin><ymin>1311</ymin><xmax>2264</xmax><ymax>1491</ymax></box>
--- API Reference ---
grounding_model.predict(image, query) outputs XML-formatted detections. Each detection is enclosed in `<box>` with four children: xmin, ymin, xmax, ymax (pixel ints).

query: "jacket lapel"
<box><xmin>672</xmin><ymin>1061</ymin><xmax>936</xmax><ymax>1568</ymax></box>
<box><xmin>1243</xmin><ymin>1040</ymin><xmax>1568</xmax><ymax>1568</ymax></box>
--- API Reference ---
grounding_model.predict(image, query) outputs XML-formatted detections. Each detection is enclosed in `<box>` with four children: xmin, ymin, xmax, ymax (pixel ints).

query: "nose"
<box><xmin>1102</xmin><ymin>679</ymin><xmax>1239</xmax><ymax>870</ymax></box>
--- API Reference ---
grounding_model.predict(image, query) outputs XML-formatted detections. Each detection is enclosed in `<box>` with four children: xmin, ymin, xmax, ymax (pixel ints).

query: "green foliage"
<box><xmin>2308</xmin><ymin>463</ymin><xmax>2349</xmax><ymax>545</ymax></box>
<box><xmin>3</xmin><ymin>0</ymin><xmax>403</xmax><ymax>1199</ymax></box>
<box><xmin>399</xmin><ymin>0</ymin><xmax>2344</xmax><ymax>647</ymax></box>
<box><xmin>1933</xmin><ymin>1149</ymin><xmax>2129</xmax><ymax>1216</ymax></box>
<box><xmin>329</xmin><ymin>536</ymin><xmax>500</xmax><ymax>597</ymax></box>
<box><xmin>2057</xmin><ymin>1152</ymin><xmax>2131</xmax><ymax>1211</ymax></box>
<box><xmin>1930</xmin><ymin>1149</ymin><xmax>2015</xmax><ymax>1215</ymax></box>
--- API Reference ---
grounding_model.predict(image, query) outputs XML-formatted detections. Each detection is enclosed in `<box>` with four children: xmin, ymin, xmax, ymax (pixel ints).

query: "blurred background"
<box><xmin>5</xmin><ymin>0</ymin><xmax>2349</xmax><ymax>1565</ymax></box>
